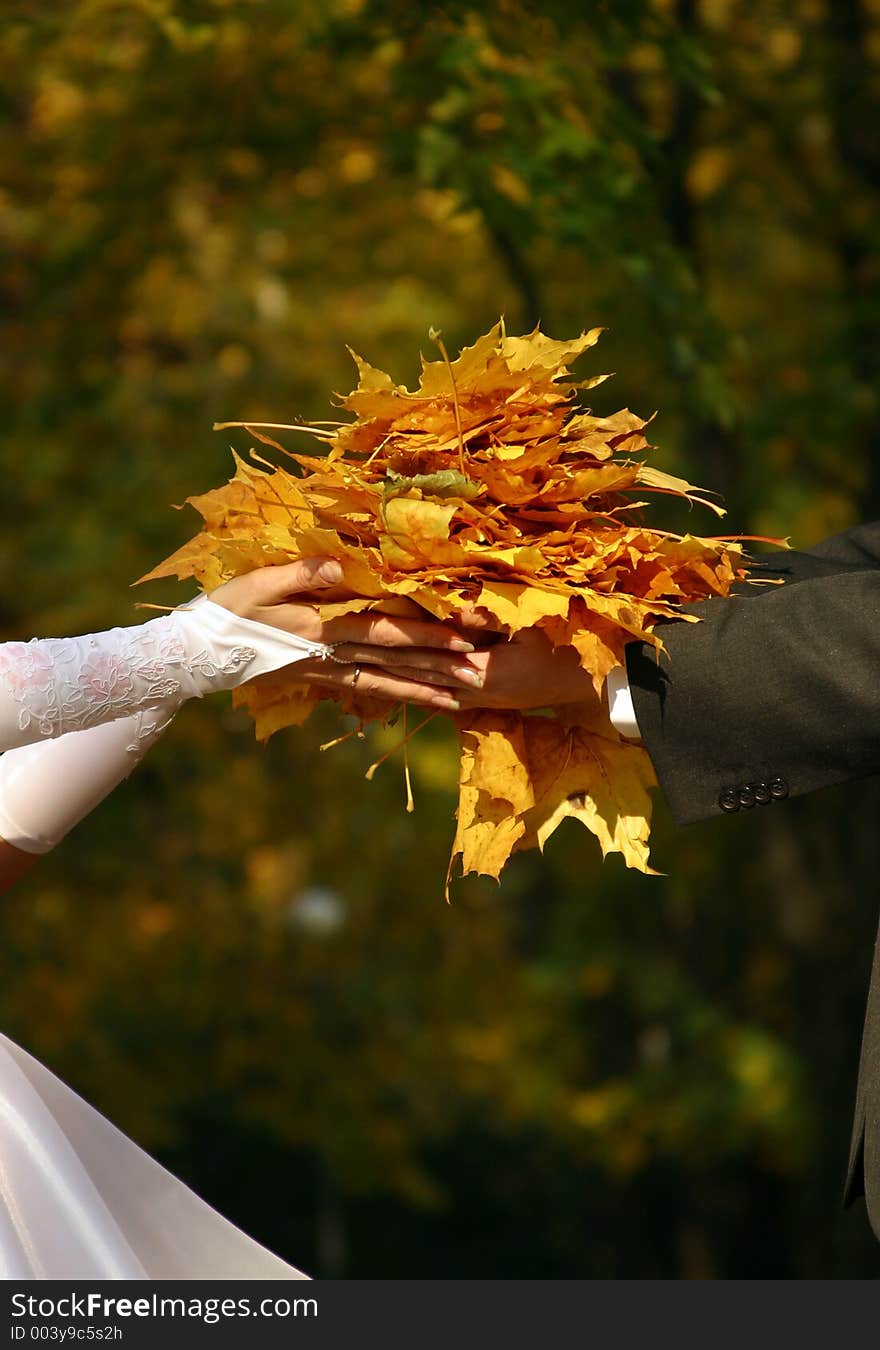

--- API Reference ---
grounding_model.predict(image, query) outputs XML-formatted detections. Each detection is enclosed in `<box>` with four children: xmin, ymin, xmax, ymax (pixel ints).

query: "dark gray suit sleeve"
<box><xmin>626</xmin><ymin>535</ymin><xmax>880</xmax><ymax>824</ymax></box>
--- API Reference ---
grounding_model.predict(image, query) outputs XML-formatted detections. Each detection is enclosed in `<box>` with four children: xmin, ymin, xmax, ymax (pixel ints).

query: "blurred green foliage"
<box><xmin>2</xmin><ymin>0</ymin><xmax>880</xmax><ymax>1276</ymax></box>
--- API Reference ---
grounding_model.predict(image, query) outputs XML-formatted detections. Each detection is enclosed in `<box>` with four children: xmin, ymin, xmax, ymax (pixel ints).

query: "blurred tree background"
<box><xmin>2</xmin><ymin>0</ymin><xmax>880</xmax><ymax>1277</ymax></box>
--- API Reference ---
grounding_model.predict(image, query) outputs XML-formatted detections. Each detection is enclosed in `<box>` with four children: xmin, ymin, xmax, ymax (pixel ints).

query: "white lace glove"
<box><xmin>0</xmin><ymin>594</ymin><xmax>333</xmax><ymax>751</ymax></box>
<box><xmin>0</xmin><ymin>596</ymin><xmax>335</xmax><ymax>853</ymax></box>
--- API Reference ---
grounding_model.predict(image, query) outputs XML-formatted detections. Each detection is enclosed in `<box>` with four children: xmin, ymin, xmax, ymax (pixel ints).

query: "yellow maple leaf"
<box><xmin>459</xmin><ymin>712</ymin><xmax>536</xmax><ymax>815</ymax></box>
<box><xmin>520</xmin><ymin>718</ymin><xmax>658</xmax><ymax>873</ymax></box>
<box><xmin>475</xmin><ymin>581</ymin><xmax>571</xmax><ymax>632</ymax></box>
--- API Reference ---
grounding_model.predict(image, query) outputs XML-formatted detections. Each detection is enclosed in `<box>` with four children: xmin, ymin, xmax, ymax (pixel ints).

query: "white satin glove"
<box><xmin>0</xmin><ymin>593</ymin><xmax>336</xmax><ymax>854</ymax></box>
<box><xmin>0</xmin><ymin>709</ymin><xmax>175</xmax><ymax>855</ymax></box>
<box><xmin>0</xmin><ymin>594</ymin><xmax>334</xmax><ymax>751</ymax></box>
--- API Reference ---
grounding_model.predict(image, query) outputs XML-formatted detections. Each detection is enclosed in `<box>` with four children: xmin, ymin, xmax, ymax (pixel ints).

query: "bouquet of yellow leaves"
<box><xmin>141</xmin><ymin>322</ymin><xmax>773</xmax><ymax>891</ymax></box>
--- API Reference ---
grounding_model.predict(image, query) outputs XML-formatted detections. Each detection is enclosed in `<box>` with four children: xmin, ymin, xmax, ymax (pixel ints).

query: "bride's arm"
<box><xmin>0</xmin><ymin>560</ymin><xmax>346</xmax><ymax>893</ymax></box>
<box><xmin>0</xmin><ymin>565</ymin><xmax>350</xmax><ymax>752</ymax></box>
<box><xmin>0</xmin><ymin>559</ymin><xmax>482</xmax><ymax>893</ymax></box>
<box><xmin>0</xmin><ymin>708</ymin><xmax>176</xmax><ymax>891</ymax></box>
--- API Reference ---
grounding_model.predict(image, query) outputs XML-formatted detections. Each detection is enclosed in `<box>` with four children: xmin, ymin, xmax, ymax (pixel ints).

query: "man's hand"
<box><xmin>442</xmin><ymin>626</ymin><xmax>597</xmax><ymax>709</ymax></box>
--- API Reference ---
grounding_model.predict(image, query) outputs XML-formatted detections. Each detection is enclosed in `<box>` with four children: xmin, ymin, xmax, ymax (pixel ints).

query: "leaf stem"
<box><xmin>403</xmin><ymin>704</ymin><xmax>415</xmax><ymax>813</ymax></box>
<box><xmin>320</xmin><ymin>724</ymin><xmax>366</xmax><ymax>752</ymax></box>
<box><xmin>365</xmin><ymin>709</ymin><xmax>437</xmax><ymax>782</ymax></box>
<box><xmin>213</xmin><ymin>420</ymin><xmax>336</xmax><ymax>442</ymax></box>
<box><xmin>429</xmin><ymin>329</ymin><xmax>466</xmax><ymax>474</ymax></box>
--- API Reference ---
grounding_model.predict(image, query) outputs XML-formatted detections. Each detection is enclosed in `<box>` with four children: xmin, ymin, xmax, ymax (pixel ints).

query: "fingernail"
<box><xmin>434</xmin><ymin>696</ymin><xmax>460</xmax><ymax>710</ymax></box>
<box><xmin>449</xmin><ymin>639</ymin><xmax>475</xmax><ymax>653</ymax></box>
<box><xmin>318</xmin><ymin>561</ymin><xmax>343</xmax><ymax>583</ymax></box>
<box><xmin>453</xmin><ymin>667</ymin><xmax>483</xmax><ymax>688</ymax></box>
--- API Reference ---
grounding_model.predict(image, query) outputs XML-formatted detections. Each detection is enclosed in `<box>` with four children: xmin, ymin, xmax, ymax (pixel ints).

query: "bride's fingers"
<box><xmin>359</xmin><ymin>663</ymin><xmax>470</xmax><ymax>690</ymax></box>
<box><xmin>250</xmin><ymin>558</ymin><xmax>344</xmax><ymax>601</ymax></box>
<box><xmin>302</xmin><ymin>663</ymin><xmax>461</xmax><ymax>711</ymax></box>
<box><xmin>327</xmin><ymin>644</ymin><xmax>484</xmax><ymax>688</ymax></box>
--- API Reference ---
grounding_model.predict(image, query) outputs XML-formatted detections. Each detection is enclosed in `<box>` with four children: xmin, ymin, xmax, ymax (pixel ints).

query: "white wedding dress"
<box><xmin>0</xmin><ymin>595</ymin><xmax>332</xmax><ymax>1279</ymax></box>
<box><xmin>0</xmin><ymin>1035</ymin><xmax>301</xmax><ymax>1279</ymax></box>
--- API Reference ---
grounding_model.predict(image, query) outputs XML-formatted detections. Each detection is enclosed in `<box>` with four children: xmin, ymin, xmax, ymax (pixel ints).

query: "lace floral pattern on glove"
<box><xmin>0</xmin><ymin>615</ymin><xmax>257</xmax><ymax>743</ymax></box>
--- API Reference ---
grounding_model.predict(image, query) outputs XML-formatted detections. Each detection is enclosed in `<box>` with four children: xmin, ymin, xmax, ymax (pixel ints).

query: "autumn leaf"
<box><xmin>383</xmin><ymin>469</ymin><xmax>482</xmax><ymax>502</ymax></box>
<box><xmin>519</xmin><ymin>717</ymin><xmax>658</xmax><ymax>874</ymax></box>
<box><xmin>475</xmin><ymin>581</ymin><xmax>572</xmax><ymax>632</ymax></box>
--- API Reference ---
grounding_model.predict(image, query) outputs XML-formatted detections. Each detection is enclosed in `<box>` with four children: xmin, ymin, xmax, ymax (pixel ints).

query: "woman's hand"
<box><xmin>208</xmin><ymin>557</ymin><xmax>345</xmax><ymax>622</ymax></box>
<box><xmin>209</xmin><ymin>559</ymin><xmax>487</xmax><ymax>712</ymax></box>
<box><xmin>213</xmin><ymin>563</ymin><xmax>599</xmax><ymax>714</ymax></box>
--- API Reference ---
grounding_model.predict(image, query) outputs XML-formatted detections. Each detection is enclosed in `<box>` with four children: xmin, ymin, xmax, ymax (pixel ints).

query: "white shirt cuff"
<box><xmin>606</xmin><ymin>663</ymin><xmax>642</xmax><ymax>741</ymax></box>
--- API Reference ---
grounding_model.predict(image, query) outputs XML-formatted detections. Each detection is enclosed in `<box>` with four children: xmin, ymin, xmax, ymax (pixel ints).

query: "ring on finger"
<box><xmin>351</xmin><ymin>665</ymin><xmax>362</xmax><ymax>689</ymax></box>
